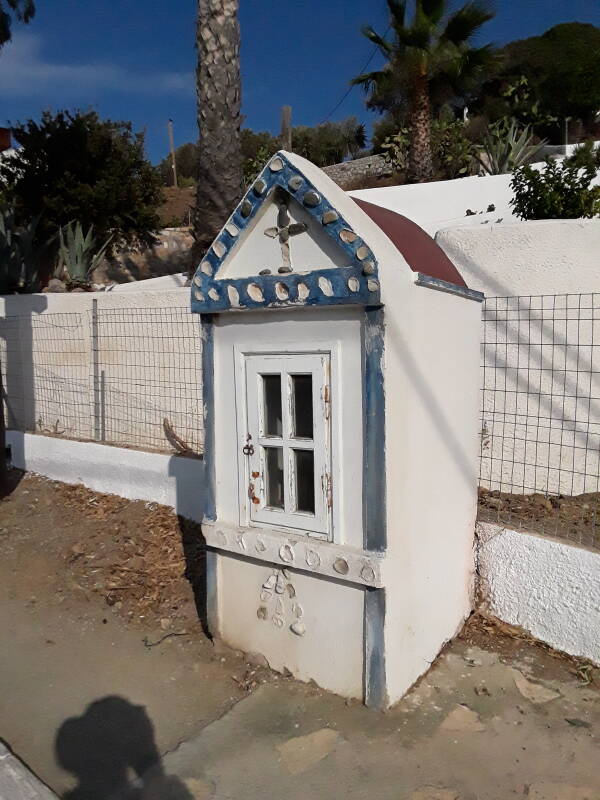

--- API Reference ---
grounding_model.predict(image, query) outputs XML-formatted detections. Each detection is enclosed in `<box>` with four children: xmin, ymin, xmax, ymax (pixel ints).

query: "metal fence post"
<box><xmin>92</xmin><ymin>299</ymin><xmax>101</xmax><ymax>441</ymax></box>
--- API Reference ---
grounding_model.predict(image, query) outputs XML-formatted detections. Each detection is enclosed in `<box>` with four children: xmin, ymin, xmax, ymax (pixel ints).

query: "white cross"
<box><xmin>263</xmin><ymin>193</ymin><xmax>307</xmax><ymax>273</ymax></box>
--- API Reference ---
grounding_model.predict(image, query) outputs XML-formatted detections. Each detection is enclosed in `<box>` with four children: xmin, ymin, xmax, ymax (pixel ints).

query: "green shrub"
<box><xmin>510</xmin><ymin>159</ymin><xmax>600</xmax><ymax>220</ymax></box>
<box><xmin>381</xmin><ymin>120</ymin><xmax>476</xmax><ymax>180</ymax></box>
<box><xmin>0</xmin><ymin>205</ymin><xmax>43</xmax><ymax>293</ymax></box>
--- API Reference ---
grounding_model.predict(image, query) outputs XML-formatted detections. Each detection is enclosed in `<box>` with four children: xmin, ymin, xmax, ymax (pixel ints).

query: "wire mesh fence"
<box><xmin>2</xmin><ymin>293</ymin><xmax>599</xmax><ymax>550</ymax></box>
<box><xmin>0</xmin><ymin>305</ymin><xmax>203</xmax><ymax>457</ymax></box>
<box><xmin>478</xmin><ymin>293</ymin><xmax>600</xmax><ymax>552</ymax></box>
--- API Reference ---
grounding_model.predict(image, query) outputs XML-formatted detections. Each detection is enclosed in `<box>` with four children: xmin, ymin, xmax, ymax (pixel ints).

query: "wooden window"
<box><xmin>242</xmin><ymin>353</ymin><xmax>331</xmax><ymax>538</ymax></box>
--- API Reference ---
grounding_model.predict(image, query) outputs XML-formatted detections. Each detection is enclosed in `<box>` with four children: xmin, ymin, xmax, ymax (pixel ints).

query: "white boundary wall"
<box><xmin>6</xmin><ymin>431</ymin><xmax>205</xmax><ymax>522</ymax></box>
<box><xmin>0</xmin><ymin>287</ymin><xmax>203</xmax><ymax>454</ymax></box>
<box><xmin>477</xmin><ymin>522</ymin><xmax>600</xmax><ymax>665</ymax></box>
<box><xmin>435</xmin><ymin>219</ymin><xmax>600</xmax><ymax>297</ymax></box>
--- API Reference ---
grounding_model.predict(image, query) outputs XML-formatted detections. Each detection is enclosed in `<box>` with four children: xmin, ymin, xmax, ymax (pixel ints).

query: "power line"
<box><xmin>318</xmin><ymin>25</ymin><xmax>391</xmax><ymax>125</ymax></box>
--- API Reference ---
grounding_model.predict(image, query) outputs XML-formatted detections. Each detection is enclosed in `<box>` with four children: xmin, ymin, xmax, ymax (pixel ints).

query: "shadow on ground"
<box><xmin>55</xmin><ymin>696</ymin><xmax>194</xmax><ymax>800</ymax></box>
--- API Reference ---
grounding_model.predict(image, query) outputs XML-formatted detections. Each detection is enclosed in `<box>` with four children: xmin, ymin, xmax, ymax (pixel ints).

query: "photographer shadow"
<box><xmin>55</xmin><ymin>696</ymin><xmax>194</xmax><ymax>800</ymax></box>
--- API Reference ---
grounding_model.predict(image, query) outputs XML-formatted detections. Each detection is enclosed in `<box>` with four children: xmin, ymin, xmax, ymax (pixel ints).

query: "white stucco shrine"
<box><xmin>191</xmin><ymin>151</ymin><xmax>483</xmax><ymax>707</ymax></box>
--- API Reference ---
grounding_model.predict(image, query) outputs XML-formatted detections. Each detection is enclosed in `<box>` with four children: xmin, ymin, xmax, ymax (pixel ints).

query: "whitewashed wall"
<box><xmin>436</xmin><ymin>220</ymin><xmax>600</xmax><ymax>498</ymax></box>
<box><xmin>478</xmin><ymin>522</ymin><xmax>600</xmax><ymax>664</ymax></box>
<box><xmin>480</xmin><ymin>293</ymin><xmax>600</xmax><ymax>497</ymax></box>
<box><xmin>351</xmin><ymin>167</ymin><xmax>600</xmax><ymax>238</ymax></box>
<box><xmin>0</xmin><ymin>288</ymin><xmax>203</xmax><ymax>455</ymax></box>
<box><xmin>435</xmin><ymin>219</ymin><xmax>600</xmax><ymax>297</ymax></box>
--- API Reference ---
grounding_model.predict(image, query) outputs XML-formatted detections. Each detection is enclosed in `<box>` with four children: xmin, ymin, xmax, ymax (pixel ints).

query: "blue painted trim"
<box><xmin>362</xmin><ymin>308</ymin><xmax>386</xmax><ymax>552</ymax></box>
<box><xmin>200</xmin><ymin>315</ymin><xmax>216</xmax><ymax>522</ymax></box>
<box><xmin>413</xmin><ymin>272</ymin><xmax>484</xmax><ymax>303</ymax></box>
<box><xmin>190</xmin><ymin>151</ymin><xmax>380</xmax><ymax>314</ymax></box>
<box><xmin>205</xmin><ymin>548</ymin><xmax>219</xmax><ymax>637</ymax></box>
<box><xmin>364</xmin><ymin>587</ymin><xmax>387</xmax><ymax>708</ymax></box>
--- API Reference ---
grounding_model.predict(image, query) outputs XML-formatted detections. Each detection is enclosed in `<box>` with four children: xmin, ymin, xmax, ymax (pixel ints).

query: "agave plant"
<box><xmin>55</xmin><ymin>221</ymin><xmax>112</xmax><ymax>289</ymax></box>
<box><xmin>476</xmin><ymin>119</ymin><xmax>547</xmax><ymax>175</ymax></box>
<box><xmin>0</xmin><ymin>205</ymin><xmax>41</xmax><ymax>293</ymax></box>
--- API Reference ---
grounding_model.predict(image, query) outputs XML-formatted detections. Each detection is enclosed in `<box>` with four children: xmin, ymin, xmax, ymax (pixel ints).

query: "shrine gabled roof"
<box><xmin>190</xmin><ymin>150</ymin><xmax>470</xmax><ymax>314</ymax></box>
<box><xmin>352</xmin><ymin>198</ymin><xmax>467</xmax><ymax>288</ymax></box>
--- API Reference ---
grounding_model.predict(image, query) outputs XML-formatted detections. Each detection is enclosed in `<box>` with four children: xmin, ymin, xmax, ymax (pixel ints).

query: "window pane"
<box><xmin>262</xmin><ymin>375</ymin><xmax>282</xmax><ymax>437</ymax></box>
<box><xmin>265</xmin><ymin>447</ymin><xmax>284</xmax><ymax>509</ymax></box>
<box><xmin>294</xmin><ymin>449</ymin><xmax>315</xmax><ymax>514</ymax></box>
<box><xmin>292</xmin><ymin>374</ymin><xmax>313</xmax><ymax>439</ymax></box>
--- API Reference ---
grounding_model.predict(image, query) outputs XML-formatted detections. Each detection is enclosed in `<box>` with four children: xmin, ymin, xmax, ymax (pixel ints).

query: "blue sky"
<box><xmin>0</xmin><ymin>0</ymin><xmax>598</xmax><ymax>164</ymax></box>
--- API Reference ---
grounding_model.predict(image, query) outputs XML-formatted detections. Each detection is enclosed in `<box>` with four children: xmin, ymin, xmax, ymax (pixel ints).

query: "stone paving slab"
<box><xmin>156</xmin><ymin>645</ymin><xmax>600</xmax><ymax>800</ymax></box>
<box><xmin>0</xmin><ymin>741</ymin><xmax>58</xmax><ymax>800</ymax></box>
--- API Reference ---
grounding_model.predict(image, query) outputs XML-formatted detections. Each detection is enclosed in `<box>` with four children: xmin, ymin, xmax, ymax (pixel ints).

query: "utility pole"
<box><xmin>280</xmin><ymin>106</ymin><xmax>292</xmax><ymax>152</ymax></box>
<box><xmin>168</xmin><ymin>118</ymin><xmax>178</xmax><ymax>188</ymax></box>
<box><xmin>564</xmin><ymin>117</ymin><xmax>571</xmax><ymax>156</ymax></box>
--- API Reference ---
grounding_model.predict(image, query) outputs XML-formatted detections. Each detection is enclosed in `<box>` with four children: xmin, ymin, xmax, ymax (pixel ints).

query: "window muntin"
<box><xmin>243</xmin><ymin>353</ymin><xmax>331</xmax><ymax>537</ymax></box>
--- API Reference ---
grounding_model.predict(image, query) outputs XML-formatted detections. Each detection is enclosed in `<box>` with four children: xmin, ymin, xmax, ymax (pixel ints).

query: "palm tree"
<box><xmin>194</xmin><ymin>0</ymin><xmax>243</xmax><ymax>256</ymax></box>
<box><xmin>353</xmin><ymin>0</ymin><xmax>495</xmax><ymax>182</ymax></box>
<box><xmin>0</xmin><ymin>0</ymin><xmax>35</xmax><ymax>48</ymax></box>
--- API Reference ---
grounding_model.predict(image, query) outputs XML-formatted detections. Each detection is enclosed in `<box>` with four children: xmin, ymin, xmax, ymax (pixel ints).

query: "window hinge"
<box><xmin>323</xmin><ymin>385</ymin><xmax>331</xmax><ymax>419</ymax></box>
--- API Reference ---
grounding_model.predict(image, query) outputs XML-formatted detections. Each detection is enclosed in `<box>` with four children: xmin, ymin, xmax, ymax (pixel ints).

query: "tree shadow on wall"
<box><xmin>55</xmin><ymin>696</ymin><xmax>194</xmax><ymax>800</ymax></box>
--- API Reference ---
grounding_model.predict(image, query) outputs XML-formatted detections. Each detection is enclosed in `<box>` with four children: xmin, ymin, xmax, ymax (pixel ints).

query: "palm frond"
<box><xmin>397</xmin><ymin>26</ymin><xmax>431</xmax><ymax>50</ymax></box>
<box><xmin>351</xmin><ymin>68</ymin><xmax>390</xmax><ymax>93</ymax></box>
<box><xmin>7</xmin><ymin>0</ymin><xmax>35</xmax><ymax>21</ymax></box>
<box><xmin>361</xmin><ymin>25</ymin><xmax>393</xmax><ymax>56</ymax></box>
<box><xmin>442</xmin><ymin>1</ymin><xmax>494</xmax><ymax>46</ymax></box>
<box><xmin>419</xmin><ymin>0</ymin><xmax>445</xmax><ymax>24</ymax></box>
<box><xmin>386</xmin><ymin>0</ymin><xmax>407</xmax><ymax>29</ymax></box>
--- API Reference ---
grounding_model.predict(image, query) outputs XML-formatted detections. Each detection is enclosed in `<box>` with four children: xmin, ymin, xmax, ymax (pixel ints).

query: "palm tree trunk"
<box><xmin>408</xmin><ymin>73</ymin><xmax>434</xmax><ymax>183</ymax></box>
<box><xmin>194</xmin><ymin>0</ymin><xmax>243</xmax><ymax>258</ymax></box>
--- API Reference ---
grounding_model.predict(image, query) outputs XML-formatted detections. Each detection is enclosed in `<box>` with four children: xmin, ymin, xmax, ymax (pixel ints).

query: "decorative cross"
<box><xmin>263</xmin><ymin>192</ymin><xmax>307</xmax><ymax>273</ymax></box>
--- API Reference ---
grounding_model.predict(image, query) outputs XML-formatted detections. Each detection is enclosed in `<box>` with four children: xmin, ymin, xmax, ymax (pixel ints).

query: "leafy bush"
<box><xmin>431</xmin><ymin>120</ymin><xmax>477</xmax><ymax>179</ymax></box>
<box><xmin>510</xmin><ymin>159</ymin><xmax>600</xmax><ymax>220</ymax></box>
<box><xmin>382</xmin><ymin>120</ymin><xmax>476</xmax><ymax>180</ymax></box>
<box><xmin>0</xmin><ymin>205</ymin><xmax>43</xmax><ymax>293</ymax></box>
<box><xmin>476</xmin><ymin>119</ymin><xmax>546</xmax><ymax>175</ymax></box>
<box><xmin>0</xmin><ymin>110</ymin><xmax>163</xmax><ymax>255</ymax></box>
<box><xmin>55</xmin><ymin>222</ymin><xmax>113</xmax><ymax>289</ymax></box>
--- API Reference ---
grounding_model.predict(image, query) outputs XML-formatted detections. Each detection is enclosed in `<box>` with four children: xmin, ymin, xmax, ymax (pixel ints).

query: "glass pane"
<box><xmin>262</xmin><ymin>375</ymin><xmax>282</xmax><ymax>437</ymax></box>
<box><xmin>292</xmin><ymin>374</ymin><xmax>313</xmax><ymax>439</ymax></box>
<box><xmin>294</xmin><ymin>449</ymin><xmax>315</xmax><ymax>514</ymax></box>
<box><xmin>265</xmin><ymin>447</ymin><xmax>284</xmax><ymax>509</ymax></box>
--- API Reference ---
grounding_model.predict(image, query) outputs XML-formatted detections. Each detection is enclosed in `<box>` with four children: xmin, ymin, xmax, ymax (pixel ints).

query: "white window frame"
<box><xmin>235</xmin><ymin>349</ymin><xmax>332</xmax><ymax>540</ymax></box>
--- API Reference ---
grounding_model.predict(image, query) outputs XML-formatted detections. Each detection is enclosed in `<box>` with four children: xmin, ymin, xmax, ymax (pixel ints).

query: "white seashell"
<box><xmin>279</xmin><ymin>544</ymin><xmax>294</xmax><ymax>563</ymax></box>
<box><xmin>290</xmin><ymin>621</ymin><xmax>306</xmax><ymax>636</ymax></box>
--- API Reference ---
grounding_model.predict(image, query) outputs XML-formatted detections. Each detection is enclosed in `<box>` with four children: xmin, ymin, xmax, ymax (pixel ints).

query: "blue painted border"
<box><xmin>200</xmin><ymin>315</ymin><xmax>216</xmax><ymax>522</ymax></box>
<box><xmin>190</xmin><ymin>151</ymin><xmax>380</xmax><ymax>314</ymax></box>
<box><xmin>362</xmin><ymin>308</ymin><xmax>386</xmax><ymax>553</ymax></box>
<box><xmin>364</xmin><ymin>587</ymin><xmax>387</xmax><ymax>708</ymax></box>
<box><xmin>205</xmin><ymin>548</ymin><xmax>219</xmax><ymax>637</ymax></box>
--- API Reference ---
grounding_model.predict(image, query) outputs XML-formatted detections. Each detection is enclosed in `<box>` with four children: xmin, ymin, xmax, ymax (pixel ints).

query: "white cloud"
<box><xmin>0</xmin><ymin>33</ymin><xmax>192</xmax><ymax>97</ymax></box>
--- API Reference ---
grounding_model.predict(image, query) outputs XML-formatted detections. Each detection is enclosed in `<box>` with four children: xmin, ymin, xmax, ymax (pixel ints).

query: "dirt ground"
<box><xmin>1</xmin><ymin>471</ymin><xmax>599</xmax><ymax>800</ymax></box>
<box><xmin>478</xmin><ymin>487</ymin><xmax>600</xmax><ymax>551</ymax></box>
